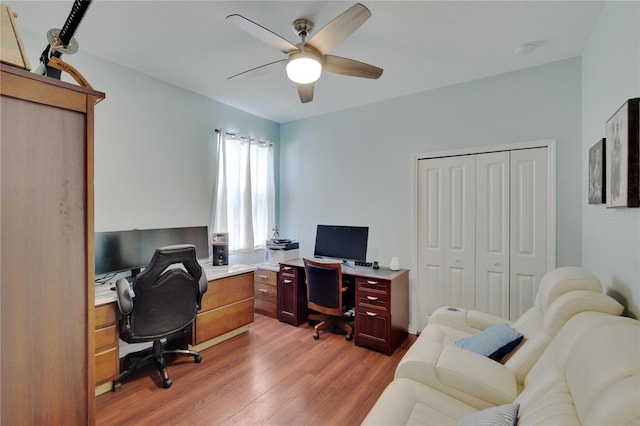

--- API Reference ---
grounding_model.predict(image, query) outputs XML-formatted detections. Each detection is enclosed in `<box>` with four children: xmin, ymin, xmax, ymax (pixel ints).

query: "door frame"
<box><xmin>410</xmin><ymin>139</ymin><xmax>556</xmax><ymax>332</ymax></box>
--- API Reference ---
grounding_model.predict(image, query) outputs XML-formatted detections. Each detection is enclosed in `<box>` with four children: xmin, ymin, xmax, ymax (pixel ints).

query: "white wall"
<box><xmin>581</xmin><ymin>1</ymin><xmax>640</xmax><ymax>318</ymax></box>
<box><xmin>280</xmin><ymin>58</ymin><xmax>583</xmax><ymax>330</ymax></box>
<box><xmin>19</xmin><ymin>30</ymin><xmax>280</xmax><ymax>236</ymax></box>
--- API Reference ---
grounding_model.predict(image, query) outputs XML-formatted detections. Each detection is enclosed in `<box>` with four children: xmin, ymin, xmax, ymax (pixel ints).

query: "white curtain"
<box><xmin>211</xmin><ymin>129</ymin><xmax>275</xmax><ymax>252</ymax></box>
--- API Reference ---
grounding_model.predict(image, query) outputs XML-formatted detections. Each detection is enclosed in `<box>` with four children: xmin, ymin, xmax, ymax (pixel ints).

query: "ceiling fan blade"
<box><xmin>227</xmin><ymin>14</ymin><xmax>298</xmax><ymax>54</ymax></box>
<box><xmin>307</xmin><ymin>3</ymin><xmax>371</xmax><ymax>55</ymax></box>
<box><xmin>323</xmin><ymin>55</ymin><xmax>383</xmax><ymax>79</ymax></box>
<box><xmin>297</xmin><ymin>83</ymin><xmax>314</xmax><ymax>103</ymax></box>
<box><xmin>228</xmin><ymin>59</ymin><xmax>286</xmax><ymax>81</ymax></box>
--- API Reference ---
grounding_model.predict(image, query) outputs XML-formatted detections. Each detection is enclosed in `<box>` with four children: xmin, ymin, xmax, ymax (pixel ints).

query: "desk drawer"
<box><xmin>95</xmin><ymin>347</ymin><xmax>118</xmax><ymax>386</ymax></box>
<box><xmin>95</xmin><ymin>303</ymin><xmax>117</xmax><ymax>328</ymax></box>
<box><xmin>355</xmin><ymin>310</ymin><xmax>390</xmax><ymax>353</ymax></box>
<box><xmin>254</xmin><ymin>282</ymin><xmax>277</xmax><ymax>318</ymax></box>
<box><xmin>95</xmin><ymin>325</ymin><xmax>117</xmax><ymax>352</ymax></box>
<box><xmin>201</xmin><ymin>273</ymin><xmax>253</xmax><ymax>311</ymax></box>
<box><xmin>357</xmin><ymin>295</ymin><xmax>389</xmax><ymax>313</ymax></box>
<box><xmin>195</xmin><ymin>298</ymin><xmax>254</xmax><ymax>344</ymax></box>
<box><xmin>279</xmin><ymin>264</ymin><xmax>298</xmax><ymax>279</ymax></box>
<box><xmin>356</xmin><ymin>278</ymin><xmax>390</xmax><ymax>295</ymax></box>
<box><xmin>254</xmin><ymin>269</ymin><xmax>277</xmax><ymax>285</ymax></box>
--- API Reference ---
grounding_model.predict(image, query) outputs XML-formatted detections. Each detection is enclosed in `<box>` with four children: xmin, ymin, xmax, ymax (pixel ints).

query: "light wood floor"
<box><xmin>96</xmin><ymin>313</ymin><xmax>416</xmax><ymax>426</ymax></box>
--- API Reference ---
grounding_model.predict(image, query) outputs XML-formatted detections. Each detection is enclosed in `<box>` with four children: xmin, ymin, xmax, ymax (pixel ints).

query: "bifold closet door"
<box><xmin>417</xmin><ymin>156</ymin><xmax>476</xmax><ymax>327</ymax></box>
<box><xmin>509</xmin><ymin>147</ymin><xmax>548</xmax><ymax>320</ymax></box>
<box><xmin>417</xmin><ymin>146</ymin><xmax>550</xmax><ymax>325</ymax></box>
<box><xmin>474</xmin><ymin>152</ymin><xmax>510</xmax><ymax>318</ymax></box>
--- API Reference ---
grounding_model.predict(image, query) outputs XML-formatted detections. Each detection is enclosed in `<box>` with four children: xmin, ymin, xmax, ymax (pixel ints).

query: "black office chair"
<box><xmin>112</xmin><ymin>244</ymin><xmax>208</xmax><ymax>390</ymax></box>
<box><xmin>303</xmin><ymin>258</ymin><xmax>354</xmax><ymax>341</ymax></box>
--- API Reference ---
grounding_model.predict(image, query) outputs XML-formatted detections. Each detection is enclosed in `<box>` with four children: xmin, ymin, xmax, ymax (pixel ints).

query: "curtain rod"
<box><xmin>214</xmin><ymin>128</ymin><xmax>273</xmax><ymax>147</ymax></box>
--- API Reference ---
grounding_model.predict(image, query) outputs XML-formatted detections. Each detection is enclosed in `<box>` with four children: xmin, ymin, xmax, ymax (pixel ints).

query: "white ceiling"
<box><xmin>7</xmin><ymin>1</ymin><xmax>604</xmax><ymax>123</ymax></box>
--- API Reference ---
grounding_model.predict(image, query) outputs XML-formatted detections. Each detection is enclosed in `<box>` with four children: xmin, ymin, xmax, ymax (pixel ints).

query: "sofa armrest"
<box><xmin>436</xmin><ymin>345</ymin><xmax>518</xmax><ymax>406</ymax></box>
<box><xmin>395</xmin><ymin>336</ymin><xmax>518</xmax><ymax>409</ymax></box>
<box><xmin>428</xmin><ymin>306</ymin><xmax>511</xmax><ymax>334</ymax></box>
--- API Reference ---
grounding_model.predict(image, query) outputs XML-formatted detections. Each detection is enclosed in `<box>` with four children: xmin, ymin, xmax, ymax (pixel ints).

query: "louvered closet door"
<box><xmin>417</xmin><ymin>156</ymin><xmax>476</xmax><ymax>327</ymax></box>
<box><xmin>475</xmin><ymin>152</ymin><xmax>510</xmax><ymax>318</ymax></box>
<box><xmin>510</xmin><ymin>148</ymin><xmax>548</xmax><ymax>320</ymax></box>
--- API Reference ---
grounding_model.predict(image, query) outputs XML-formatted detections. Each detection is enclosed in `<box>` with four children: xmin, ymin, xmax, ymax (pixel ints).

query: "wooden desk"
<box><xmin>278</xmin><ymin>259</ymin><xmax>409</xmax><ymax>355</ymax></box>
<box><xmin>94</xmin><ymin>267</ymin><xmax>255</xmax><ymax>395</ymax></box>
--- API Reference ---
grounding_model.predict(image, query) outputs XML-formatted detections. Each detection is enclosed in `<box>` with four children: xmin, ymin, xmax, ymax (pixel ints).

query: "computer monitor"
<box><xmin>313</xmin><ymin>224</ymin><xmax>369</xmax><ymax>262</ymax></box>
<box><xmin>95</xmin><ymin>226</ymin><xmax>209</xmax><ymax>276</ymax></box>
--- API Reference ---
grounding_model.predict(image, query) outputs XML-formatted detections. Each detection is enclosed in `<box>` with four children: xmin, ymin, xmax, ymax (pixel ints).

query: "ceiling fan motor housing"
<box><xmin>292</xmin><ymin>18</ymin><xmax>314</xmax><ymax>40</ymax></box>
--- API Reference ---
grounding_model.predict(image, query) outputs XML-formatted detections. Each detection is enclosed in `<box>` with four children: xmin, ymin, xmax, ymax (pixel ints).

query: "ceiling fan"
<box><xmin>226</xmin><ymin>2</ymin><xmax>383</xmax><ymax>103</ymax></box>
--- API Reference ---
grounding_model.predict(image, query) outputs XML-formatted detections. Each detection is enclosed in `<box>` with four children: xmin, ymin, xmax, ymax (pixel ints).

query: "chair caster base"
<box><xmin>195</xmin><ymin>354</ymin><xmax>202</xmax><ymax>363</ymax></box>
<box><xmin>163</xmin><ymin>378</ymin><xmax>173</xmax><ymax>389</ymax></box>
<box><xmin>112</xmin><ymin>381</ymin><xmax>122</xmax><ymax>392</ymax></box>
<box><xmin>345</xmin><ymin>333</ymin><xmax>353</xmax><ymax>341</ymax></box>
<box><xmin>313</xmin><ymin>332</ymin><xmax>320</xmax><ymax>339</ymax></box>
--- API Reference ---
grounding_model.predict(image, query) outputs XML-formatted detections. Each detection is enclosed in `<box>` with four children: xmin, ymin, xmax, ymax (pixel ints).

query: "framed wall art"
<box><xmin>588</xmin><ymin>138</ymin><xmax>606</xmax><ymax>204</ymax></box>
<box><xmin>605</xmin><ymin>97</ymin><xmax>639</xmax><ymax>208</ymax></box>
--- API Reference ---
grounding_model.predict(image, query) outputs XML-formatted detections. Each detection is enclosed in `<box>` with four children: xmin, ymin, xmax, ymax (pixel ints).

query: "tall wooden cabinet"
<box><xmin>0</xmin><ymin>65</ymin><xmax>104</xmax><ymax>424</ymax></box>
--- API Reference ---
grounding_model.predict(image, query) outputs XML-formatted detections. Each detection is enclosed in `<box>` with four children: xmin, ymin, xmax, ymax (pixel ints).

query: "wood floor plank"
<box><xmin>96</xmin><ymin>314</ymin><xmax>415</xmax><ymax>425</ymax></box>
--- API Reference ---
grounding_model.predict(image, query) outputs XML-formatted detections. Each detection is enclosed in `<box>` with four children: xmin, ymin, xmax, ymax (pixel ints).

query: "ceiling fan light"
<box><xmin>286</xmin><ymin>57</ymin><xmax>322</xmax><ymax>84</ymax></box>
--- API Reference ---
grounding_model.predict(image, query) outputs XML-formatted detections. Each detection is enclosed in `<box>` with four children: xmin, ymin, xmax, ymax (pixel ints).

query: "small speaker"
<box><xmin>212</xmin><ymin>243</ymin><xmax>228</xmax><ymax>266</ymax></box>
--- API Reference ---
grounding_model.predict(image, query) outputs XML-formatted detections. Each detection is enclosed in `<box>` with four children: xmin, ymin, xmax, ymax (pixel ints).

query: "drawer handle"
<box><xmin>366</xmin><ymin>280</ymin><xmax>378</xmax><ymax>285</ymax></box>
<box><xmin>258</xmin><ymin>288</ymin><xmax>268</xmax><ymax>293</ymax></box>
<box><xmin>366</xmin><ymin>311</ymin><xmax>378</xmax><ymax>317</ymax></box>
<box><xmin>366</xmin><ymin>296</ymin><xmax>378</xmax><ymax>301</ymax></box>
<box><xmin>283</xmin><ymin>279</ymin><xmax>293</xmax><ymax>284</ymax></box>
<box><xmin>258</xmin><ymin>274</ymin><xmax>268</xmax><ymax>279</ymax></box>
<box><xmin>283</xmin><ymin>266</ymin><xmax>292</xmax><ymax>271</ymax></box>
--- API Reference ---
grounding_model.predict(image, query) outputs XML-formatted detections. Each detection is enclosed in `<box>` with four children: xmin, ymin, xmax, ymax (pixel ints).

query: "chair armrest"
<box><xmin>436</xmin><ymin>345</ymin><xmax>518</xmax><ymax>406</ymax></box>
<box><xmin>115</xmin><ymin>278</ymin><xmax>133</xmax><ymax>315</ymax></box>
<box><xmin>395</xmin><ymin>338</ymin><xmax>517</xmax><ymax>409</ymax></box>
<box><xmin>199</xmin><ymin>273</ymin><xmax>208</xmax><ymax>295</ymax></box>
<box><xmin>428</xmin><ymin>307</ymin><xmax>509</xmax><ymax>334</ymax></box>
<box><xmin>196</xmin><ymin>273</ymin><xmax>208</xmax><ymax>310</ymax></box>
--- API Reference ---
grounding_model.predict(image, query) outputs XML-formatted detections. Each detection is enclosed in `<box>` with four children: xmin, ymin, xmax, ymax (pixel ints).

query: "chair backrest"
<box><xmin>505</xmin><ymin>289</ymin><xmax>623</xmax><ymax>383</ymax></box>
<box><xmin>304</xmin><ymin>258</ymin><xmax>343</xmax><ymax>317</ymax></box>
<box><xmin>534</xmin><ymin>266</ymin><xmax>602</xmax><ymax>311</ymax></box>
<box><xmin>516</xmin><ymin>312</ymin><xmax>640</xmax><ymax>425</ymax></box>
<box><xmin>125</xmin><ymin>244</ymin><xmax>205</xmax><ymax>341</ymax></box>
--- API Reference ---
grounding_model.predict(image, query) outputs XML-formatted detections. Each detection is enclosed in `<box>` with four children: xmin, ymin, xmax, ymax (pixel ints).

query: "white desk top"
<box><xmin>95</xmin><ymin>263</ymin><xmax>257</xmax><ymax>306</ymax></box>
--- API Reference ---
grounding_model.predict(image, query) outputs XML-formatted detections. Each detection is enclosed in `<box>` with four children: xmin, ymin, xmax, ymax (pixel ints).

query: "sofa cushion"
<box><xmin>361</xmin><ymin>378</ymin><xmax>477</xmax><ymax>426</ymax></box>
<box><xmin>457</xmin><ymin>403</ymin><xmax>519</xmax><ymax>426</ymax></box>
<box><xmin>455</xmin><ymin>323</ymin><xmax>523</xmax><ymax>361</ymax></box>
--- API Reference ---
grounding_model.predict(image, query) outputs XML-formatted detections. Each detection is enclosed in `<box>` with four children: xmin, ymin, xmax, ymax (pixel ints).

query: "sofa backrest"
<box><xmin>506</xmin><ymin>291</ymin><xmax>623</xmax><ymax>383</ymax></box>
<box><xmin>516</xmin><ymin>311</ymin><xmax>640</xmax><ymax>425</ymax></box>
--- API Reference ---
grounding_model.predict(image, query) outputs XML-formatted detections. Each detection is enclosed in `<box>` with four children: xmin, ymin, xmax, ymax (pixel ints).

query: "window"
<box><xmin>211</xmin><ymin>131</ymin><xmax>275</xmax><ymax>252</ymax></box>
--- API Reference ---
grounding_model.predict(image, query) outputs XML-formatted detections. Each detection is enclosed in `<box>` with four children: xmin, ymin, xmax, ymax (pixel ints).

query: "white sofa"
<box><xmin>395</xmin><ymin>266</ymin><xmax>624</xmax><ymax>408</ymax></box>
<box><xmin>362</xmin><ymin>311</ymin><xmax>640</xmax><ymax>425</ymax></box>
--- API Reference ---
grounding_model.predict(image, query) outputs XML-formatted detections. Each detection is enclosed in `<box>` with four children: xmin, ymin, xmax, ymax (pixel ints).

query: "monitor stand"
<box><xmin>342</xmin><ymin>260</ymin><xmax>356</xmax><ymax>269</ymax></box>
